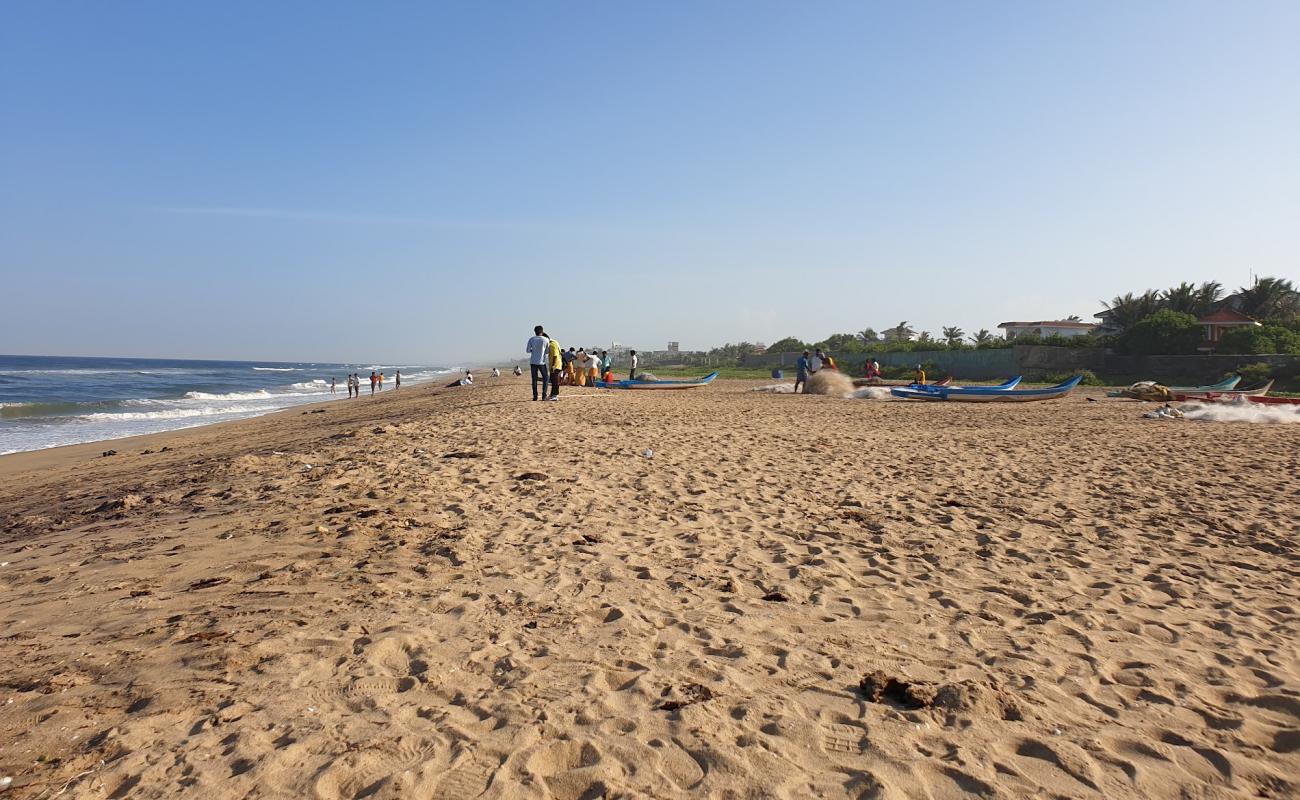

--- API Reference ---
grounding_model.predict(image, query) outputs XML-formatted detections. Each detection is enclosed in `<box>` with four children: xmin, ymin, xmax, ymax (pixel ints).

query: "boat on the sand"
<box><xmin>891</xmin><ymin>375</ymin><xmax>1083</xmax><ymax>402</ymax></box>
<box><xmin>853</xmin><ymin>376</ymin><xmax>952</xmax><ymax>388</ymax></box>
<box><xmin>607</xmin><ymin>370</ymin><xmax>719</xmax><ymax>390</ymax></box>
<box><xmin>1172</xmin><ymin>380</ymin><xmax>1274</xmax><ymax>401</ymax></box>
<box><xmin>1244</xmin><ymin>395</ymin><xmax>1300</xmax><ymax>406</ymax></box>
<box><xmin>1107</xmin><ymin>375</ymin><xmax>1240</xmax><ymax>398</ymax></box>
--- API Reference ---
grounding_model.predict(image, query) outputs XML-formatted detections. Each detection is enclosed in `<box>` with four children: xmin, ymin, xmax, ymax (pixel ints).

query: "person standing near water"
<box><xmin>330</xmin><ymin>377</ymin><xmax>336</xmax><ymax>395</ymax></box>
<box><xmin>395</xmin><ymin>370</ymin><xmax>401</xmax><ymax>389</ymax></box>
<box><xmin>369</xmin><ymin>371</ymin><xmax>378</xmax><ymax>395</ymax></box>
<box><xmin>526</xmin><ymin>325</ymin><xmax>549</xmax><ymax>401</ymax></box>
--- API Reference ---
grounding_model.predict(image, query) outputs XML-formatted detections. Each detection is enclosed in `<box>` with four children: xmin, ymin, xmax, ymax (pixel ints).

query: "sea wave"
<box><xmin>82</xmin><ymin>405</ymin><xmax>259</xmax><ymax>421</ymax></box>
<box><xmin>183</xmin><ymin>389</ymin><xmax>274</xmax><ymax>400</ymax></box>
<box><xmin>252</xmin><ymin>367</ymin><xmax>298</xmax><ymax>371</ymax></box>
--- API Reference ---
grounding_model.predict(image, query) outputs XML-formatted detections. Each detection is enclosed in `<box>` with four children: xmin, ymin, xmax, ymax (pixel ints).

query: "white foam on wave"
<box><xmin>1180</xmin><ymin>401</ymin><xmax>1300</xmax><ymax>424</ymax></box>
<box><xmin>289</xmin><ymin>380</ymin><xmax>328</xmax><ymax>391</ymax></box>
<box><xmin>252</xmin><ymin>366</ymin><xmax>298</xmax><ymax>371</ymax></box>
<box><xmin>184</xmin><ymin>389</ymin><xmax>274</xmax><ymax>400</ymax></box>
<box><xmin>83</xmin><ymin>405</ymin><xmax>256</xmax><ymax>421</ymax></box>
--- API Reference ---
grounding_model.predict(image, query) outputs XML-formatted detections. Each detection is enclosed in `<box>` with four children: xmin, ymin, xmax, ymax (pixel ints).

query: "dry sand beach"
<box><xmin>1</xmin><ymin>377</ymin><xmax>1297</xmax><ymax>799</ymax></box>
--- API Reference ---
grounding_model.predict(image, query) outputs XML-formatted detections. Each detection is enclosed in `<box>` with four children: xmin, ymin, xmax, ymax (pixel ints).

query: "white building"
<box><xmin>997</xmin><ymin>320</ymin><xmax>1099</xmax><ymax>340</ymax></box>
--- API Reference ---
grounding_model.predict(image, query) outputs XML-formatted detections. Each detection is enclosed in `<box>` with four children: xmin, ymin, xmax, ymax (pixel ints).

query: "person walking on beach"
<box><xmin>379</xmin><ymin>371</ymin><xmax>385</xmax><ymax>391</ymax></box>
<box><xmin>370</xmin><ymin>371</ymin><xmax>378</xmax><ymax>395</ymax></box>
<box><xmin>395</xmin><ymin>370</ymin><xmax>401</xmax><ymax>389</ymax></box>
<box><xmin>629</xmin><ymin>350</ymin><xmax>639</xmax><ymax>380</ymax></box>
<box><xmin>547</xmin><ymin>334</ymin><xmax>563</xmax><ymax>400</ymax></box>
<box><xmin>795</xmin><ymin>351</ymin><xmax>811</xmax><ymax>394</ymax></box>
<box><xmin>330</xmin><ymin>377</ymin><xmax>337</xmax><ymax>395</ymax></box>
<box><xmin>527</xmin><ymin>325</ymin><xmax>550</xmax><ymax>400</ymax></box>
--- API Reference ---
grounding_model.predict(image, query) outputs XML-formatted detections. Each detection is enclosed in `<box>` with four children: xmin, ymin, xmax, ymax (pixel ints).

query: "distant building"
<box><xmin>997</xmin><ymin>320</ymin><xmax>1099</xmax><ymax>340</ymax></box>
<box><xmin>667</xmin><ymin>341</ymin><xmax>679</xmax><ymax>354</ymax></box>
<box><xmin>1196</xmin><ymin>308</ymin><xmax>1260</xmax><ymax>351</ymax></box>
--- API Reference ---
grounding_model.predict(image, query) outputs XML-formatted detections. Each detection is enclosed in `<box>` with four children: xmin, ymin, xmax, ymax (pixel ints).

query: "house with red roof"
<box><xmin>1196</xmin><ymin>308</ymin><xmax>1260</xmax><ymax>351</ymax></box>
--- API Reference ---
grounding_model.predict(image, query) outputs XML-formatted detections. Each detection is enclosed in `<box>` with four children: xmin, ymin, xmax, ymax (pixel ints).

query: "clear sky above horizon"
<box><xmin>2</xmin><ymin>1</ymin><xmax>1297</xmax><ymax>364</ymax></box>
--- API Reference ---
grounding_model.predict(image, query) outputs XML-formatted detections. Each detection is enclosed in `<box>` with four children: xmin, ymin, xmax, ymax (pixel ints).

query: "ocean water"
<box><xmin>0</xmin><ymin>355</ymin><xmax>453</xmax><ymax>455</ymax></box>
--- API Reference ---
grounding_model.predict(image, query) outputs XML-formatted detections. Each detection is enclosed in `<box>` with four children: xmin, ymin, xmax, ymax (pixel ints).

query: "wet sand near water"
<box><xmin>1</xmin><ymin>378</ymin><xmax>1297</xmax><ymax>798</ymax></box>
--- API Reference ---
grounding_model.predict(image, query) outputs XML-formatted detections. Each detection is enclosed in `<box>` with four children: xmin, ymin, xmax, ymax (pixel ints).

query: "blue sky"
<box><xmin>2</xmin><ymin>1</ymin><xmax>1297</xmax><ymax>363</ymax></box>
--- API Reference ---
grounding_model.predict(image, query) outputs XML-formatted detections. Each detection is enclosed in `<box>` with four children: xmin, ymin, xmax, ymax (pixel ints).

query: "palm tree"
<box><xmin>1196</xmin><ymin>281</ymin><xmax>1224</xmax><ymax>315</ymax></box>
<box><xmin>1236</xmin><ymin>277</ymin><xmax>1299</xmax><ymax>321</ymax></box>
<box><xmin>942</xmin><ymin>326</ymin><xmax>965</xmax><ymax>346</ymax></box>
<box><xmin>885</xmin><ymin>321</ymin><xmax>916</xmax><ymax>342</ymax></box>
<box><xmin>1101</xmin><ymin>290</ymin><xmax>1162</xmax><ymax>329</ymax></box>
<box><xmin>1161</xmin><ymin>281</ymin><xmax>1221</xmax><ymax>317</ymax></box>
<box><xmin>970</xmin><ymin>329</ymin><xmax>994</xmax><ymax>346</ymax></box>
<box><xmin>857</xmin><ymin>328</ymin><xmax>879</xmax><ymax>344</ymax></box>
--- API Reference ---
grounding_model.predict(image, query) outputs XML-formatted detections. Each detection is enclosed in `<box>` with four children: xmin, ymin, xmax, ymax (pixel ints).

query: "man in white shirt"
<box><xmin>526</xmin><ymin>325</ymin><xmax>550</xmax><ymax>401</ymax></box>
<box><xmin>629</xmin><ymin>350</ymin><xmax>639</xmax><ymax>380</ymax></box>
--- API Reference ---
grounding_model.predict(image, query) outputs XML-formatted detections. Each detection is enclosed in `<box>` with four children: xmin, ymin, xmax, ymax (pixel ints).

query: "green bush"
<box><xmin>1217</xmin><ymin>324</ymin><xmax>1300</xmax><ymax>355</ymax></box>
<box><xmin>1115</xmin><ymin>309</ymin><xmax>1202</xmax><ymax>355</ymax></box>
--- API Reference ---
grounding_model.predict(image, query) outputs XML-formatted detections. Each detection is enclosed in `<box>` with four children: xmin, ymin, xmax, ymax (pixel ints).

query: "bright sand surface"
<box><xmin>1</xmin><ymin>378</ymin><xmax>1297</xmax><ymax>799</ymax></box>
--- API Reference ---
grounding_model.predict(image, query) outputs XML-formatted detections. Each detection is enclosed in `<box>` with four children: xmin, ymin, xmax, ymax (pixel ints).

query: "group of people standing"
<box><xmin>525</xmin><ymin>325</ymin><xmax>638</xmax><ymax>401</ymax></box>
<box><xmin>341</xmin><ymin>370</ymin><xmax>400</xmax><ymax>398</ymax></box>
<box><xmin>793</xmin><ymin>348</ymin><xmax>839</xmax><ymax>393</ymax></box>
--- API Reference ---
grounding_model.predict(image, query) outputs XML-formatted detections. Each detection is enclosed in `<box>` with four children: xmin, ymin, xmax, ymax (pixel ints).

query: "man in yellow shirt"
<box><xmin>914</xmin><ymin>364</ymin><xmax>926</xmax><ymax>385</ymax></box>
<box><xmin>547</xmin><ymin>336</ymin><xmax>563</xmax><ymax>400</ymax></box>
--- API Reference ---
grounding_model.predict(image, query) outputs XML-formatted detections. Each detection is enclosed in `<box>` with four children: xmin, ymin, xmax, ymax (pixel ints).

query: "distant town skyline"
<box><xmin>2</xmin><ymin>2</ymin><xmax>1296</xmax><ymax>364</ymax></box>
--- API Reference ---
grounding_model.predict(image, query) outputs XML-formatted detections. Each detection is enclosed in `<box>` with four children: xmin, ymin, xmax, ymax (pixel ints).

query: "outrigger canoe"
<box><xmin>1107</xmin><ymin>375</ymin><xmax>1240</xmax><ymax>398</ymax></box>
<box><xmin>1172</xmin><ymin>380</ymin><xmax>1274</xmax><ymax>402</ymax></box>
<box><xmin>1244</xmin><ymin>395</ymin><xmax>1300</xmax><ymax>406</ymax></box>
<box><xmin>891</xmin><ymin>375</ymin><xmax>1083</xmax><ymax>402</ymax></box>
<box><xmin>853</xmin><ymin>376</ymin><xmax>953</xmax><ymax>388</ymax></box>
<box><xmin>607</xmin><ymin>370</ymin><xmax>720</xmax><ymax>390</ymax></box>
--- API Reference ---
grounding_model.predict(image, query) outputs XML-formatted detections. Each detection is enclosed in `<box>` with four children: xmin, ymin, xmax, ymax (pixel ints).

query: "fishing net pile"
<box><xmin>807</xmin><ymin>370</ymin><xmax>854</xmax><ymax>397</ymax></box>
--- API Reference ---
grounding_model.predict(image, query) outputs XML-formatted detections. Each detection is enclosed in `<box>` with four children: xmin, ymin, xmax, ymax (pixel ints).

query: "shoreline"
<box><xmin>0</xmin><ymin>368</ymin><xmax>458</xmax><ymax>462</ymax></box>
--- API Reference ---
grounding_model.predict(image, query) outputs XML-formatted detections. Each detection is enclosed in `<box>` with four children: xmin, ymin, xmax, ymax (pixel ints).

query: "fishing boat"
<box><xmin>852</xmin><ymin>376</ymin><xmax>953</xmax><ymax>388</ymax></box>
<box><xmin>607</xmin><ymin>370</ymin><xmax>720</xmax><ymax>390</ymax></box>
<box><xmin>1171</xmin><ymin>380</ymin><xmax>1274</xmax><ymax>401</ymax></box>
<box><xmin>890</xmin><ymin>375</ymin><xmax>1083</xmax><ymax>402</ymax></box>
<box><xmin>1106</xmin><ymin>375</ymin><xmax>1240</xmax><ymax>398</ymax></box>
<box><xmin>1245</xmin><ymin>395</ymin><xmax>1300</xmax><ymax>406</ymax></box>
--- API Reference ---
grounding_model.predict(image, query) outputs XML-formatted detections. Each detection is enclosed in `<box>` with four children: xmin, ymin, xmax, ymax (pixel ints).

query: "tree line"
<box><xmin>697</xmin><ymin>276</ymin><xmax>1299</xmax><ymax>362</ymax></box>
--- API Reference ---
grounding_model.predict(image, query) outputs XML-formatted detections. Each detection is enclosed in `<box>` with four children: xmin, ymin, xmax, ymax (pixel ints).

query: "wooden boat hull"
<box><xmin>1107</xmin><ymin>375</ymin><xmax>1241</xmax><ymax>397</ymax></box>
<box><xmin>1172</xmin><ymin>380</ymin><xmax>1274</xmax><ymax>401</ymax></box>
<box><xmin>852</xmin><ymin>377</ymin><xmax>952</xmax><ymax>388</ymax></box>
<box><xmin>1246</xmin><ymin>395</ymin><xmax>1300</xmax><ymax>405</ymax></box>
<box><xmin>891</xmin><ymin>375</ymin><xmax>1083</xmax><ymax>402</ymax></box>
<box><xmin>609</xmin><ymin>370</ymin><xmax>719</xmax><ymax>390</ymax></box>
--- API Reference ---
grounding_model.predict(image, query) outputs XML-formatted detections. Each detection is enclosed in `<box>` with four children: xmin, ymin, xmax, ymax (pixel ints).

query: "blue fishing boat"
<box><xmin>608</xmin><ymin>370</ymin><xmax>720</xmax><ymax>390</ymax></box>
<box><xmin>891</xmin><ymin>375</ymin><xmax>1083</xmax><ymax>402</ymax></box>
